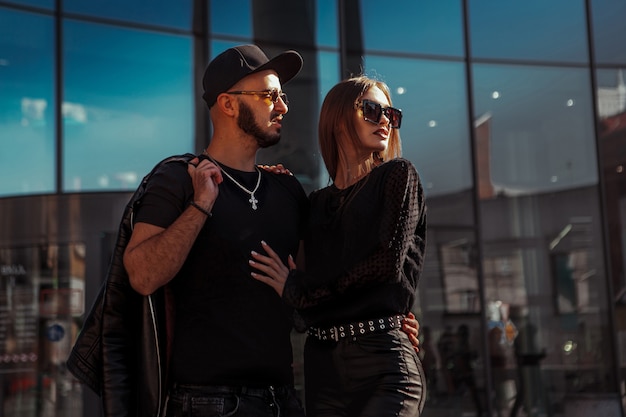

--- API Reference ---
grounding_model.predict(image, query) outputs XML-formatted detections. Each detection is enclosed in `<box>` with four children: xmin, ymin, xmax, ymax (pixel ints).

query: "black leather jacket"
<box><xmin>66</xmin><ymin>154</ymin><xmax>194</xmax><ymax>417</ymax></box>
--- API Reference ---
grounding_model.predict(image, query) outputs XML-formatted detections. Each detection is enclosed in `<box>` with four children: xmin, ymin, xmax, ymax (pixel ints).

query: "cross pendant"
<box><xmin>249</xmin><ymin>194</ymin><xmax>258</xmax><ymax>210</ymax></box>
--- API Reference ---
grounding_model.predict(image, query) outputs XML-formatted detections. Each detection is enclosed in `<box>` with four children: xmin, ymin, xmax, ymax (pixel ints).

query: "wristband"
<box><xmin>189</xmin><ymin>201</ymin><xmax>212</xmax><ymax>217</ymax></box>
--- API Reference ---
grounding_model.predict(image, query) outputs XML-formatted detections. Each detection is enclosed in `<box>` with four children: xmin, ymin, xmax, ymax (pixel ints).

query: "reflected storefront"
<box><xmin>0</xmin><ymin>243</ymin><xmax>84</xmax><ymax>416</ymax></box>
<box><xmin>0</xmin><ymin>1</ymin><xmax>625</xmax><ymax>416</ymax></box>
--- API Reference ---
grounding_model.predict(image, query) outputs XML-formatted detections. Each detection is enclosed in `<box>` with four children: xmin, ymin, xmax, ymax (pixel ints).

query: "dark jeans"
<box><xmin>304</xmin><ymin>327</ymin><xmax>426</xmax><ymax>417</ymax></box>
<box><xmin>164</xmin><ymin>384</ymin><xmax>305</xmax><ymax>417</ymax></box>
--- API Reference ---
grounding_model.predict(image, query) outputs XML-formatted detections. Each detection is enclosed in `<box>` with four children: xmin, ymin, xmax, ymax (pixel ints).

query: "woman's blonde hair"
<box><xmin>318</xmin><ymin>75</ymin><xmax>402</xmax><ymax>182</ymax></box>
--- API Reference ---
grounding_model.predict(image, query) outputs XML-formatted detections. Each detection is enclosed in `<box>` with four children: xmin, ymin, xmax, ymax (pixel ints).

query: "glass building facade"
<box><xmin>0</xmin><ymin>1</ymin><xmax>624</xmax><ymax>416</ymax></box>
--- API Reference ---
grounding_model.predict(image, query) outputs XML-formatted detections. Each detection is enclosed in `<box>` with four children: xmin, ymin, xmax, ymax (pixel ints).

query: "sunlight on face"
<box><xmin>355</xmin><ymin>86</ymin><xmax>391</xmax><ymax>156</ymax></box>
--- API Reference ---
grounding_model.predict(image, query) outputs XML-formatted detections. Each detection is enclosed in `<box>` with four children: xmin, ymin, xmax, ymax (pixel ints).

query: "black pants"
<box><xmin>304</xmin><ymin>328</ymin><xmax>426</xmax><ymax>417</ymax></box>
<box><xmin>165</xmin><ymin>384</ymin><xmax>305</xmax><ymax>417</ymax></box>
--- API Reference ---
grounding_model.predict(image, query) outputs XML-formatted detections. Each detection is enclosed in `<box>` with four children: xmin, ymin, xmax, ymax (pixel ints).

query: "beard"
<box><xmin>237</xmin><ymin>101</ymin><xmax>281</xmax><ymax>148</ymax></box>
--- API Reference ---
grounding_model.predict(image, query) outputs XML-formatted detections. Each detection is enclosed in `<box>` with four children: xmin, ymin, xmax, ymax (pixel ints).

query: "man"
<box><xmin>123</xmin><ymin>44</ymin><xmax>309</xmax><ymax>416</ymax></box>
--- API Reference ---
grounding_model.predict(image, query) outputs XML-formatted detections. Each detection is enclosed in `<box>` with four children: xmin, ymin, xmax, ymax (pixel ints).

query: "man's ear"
<box><xmin>214</xmin><ymin>93</ymin><xmax>237</xmax><ymax>116</ymax></box>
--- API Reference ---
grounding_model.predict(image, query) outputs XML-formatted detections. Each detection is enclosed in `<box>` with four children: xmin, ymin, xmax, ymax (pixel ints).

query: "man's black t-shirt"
<box><xmin>134</xmin><ymin>158</ymin><xmax>309</xmax><ymax>386</ymax></box>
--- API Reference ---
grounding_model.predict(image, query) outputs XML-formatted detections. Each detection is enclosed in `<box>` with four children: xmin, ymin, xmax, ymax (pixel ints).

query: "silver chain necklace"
<box><xmin>203</xmin><ymin>152</ymin><xmax>261</xmax><ymax>210</ymax></box>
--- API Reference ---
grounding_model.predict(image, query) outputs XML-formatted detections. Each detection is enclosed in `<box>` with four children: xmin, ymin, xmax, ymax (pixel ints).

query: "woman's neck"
<box><xmin>335</xmin><ymin>161</ymin><xmax>369</xmax><ymax>189</ymax></box>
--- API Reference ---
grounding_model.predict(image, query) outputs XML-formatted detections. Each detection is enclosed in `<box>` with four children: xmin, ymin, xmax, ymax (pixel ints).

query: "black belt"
<box><xmin>172</xmin><ymin>383</ymin><xmax>289</xmax><ymax>399</ymax></box>
<box><xmin>307</xmin><ymin>314</ymin><xmax>404</xmax><ymax>342</ymax></box>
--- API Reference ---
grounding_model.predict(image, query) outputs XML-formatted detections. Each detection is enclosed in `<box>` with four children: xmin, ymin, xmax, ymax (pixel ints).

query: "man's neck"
<box><xmin>204</xmin><ymin>141</ymin><xmax>258</xmax><ymax>172</ymax></box>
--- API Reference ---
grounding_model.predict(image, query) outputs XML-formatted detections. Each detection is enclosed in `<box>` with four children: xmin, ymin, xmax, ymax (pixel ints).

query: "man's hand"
<box><xmin>187</xmin><ymin>157</ymin><xmax>223</xmax><ymax>210</ymax></box>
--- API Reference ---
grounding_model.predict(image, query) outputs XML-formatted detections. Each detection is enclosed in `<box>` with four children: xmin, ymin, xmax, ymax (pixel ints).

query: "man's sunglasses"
<box><xmin>355</xmin><ymin>99</ymin><xmax>402</xmax><ymax>129</ymax></box>
<box><xmin>226</xmin><ymin>89</ymin><xmax>288</xmax><ymax>105</ymax></box>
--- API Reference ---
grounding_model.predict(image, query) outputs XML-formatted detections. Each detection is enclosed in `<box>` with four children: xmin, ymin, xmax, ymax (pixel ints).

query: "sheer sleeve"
<box><xmin>283</xmin><ymin>159</ymin><xmax>426</xmax><ymax>309</ymax></box>
<box><xmin>338</xmin><ymin>159</ymin><xmax>426</xmax><ymax>292</ymax></box>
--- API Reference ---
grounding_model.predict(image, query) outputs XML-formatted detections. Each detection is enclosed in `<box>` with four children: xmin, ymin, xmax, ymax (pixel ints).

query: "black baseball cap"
<box><xmin>202</xmin><ymin>44</ymin><xmax>303</xmax><ymax>108</ymax></box>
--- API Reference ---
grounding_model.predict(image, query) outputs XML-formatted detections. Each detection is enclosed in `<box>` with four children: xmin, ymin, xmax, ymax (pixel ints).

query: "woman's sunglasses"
<box><xmin>355</xmin><ymin>99</ymin><xmax>402</xmax><ymax>129</ymax></box>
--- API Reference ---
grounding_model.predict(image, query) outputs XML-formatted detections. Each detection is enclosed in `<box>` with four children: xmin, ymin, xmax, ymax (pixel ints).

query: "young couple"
<box><xmin>68</xmin><ymin>44</ymin><xmax>426</xmax><ymax>417</ymax></box>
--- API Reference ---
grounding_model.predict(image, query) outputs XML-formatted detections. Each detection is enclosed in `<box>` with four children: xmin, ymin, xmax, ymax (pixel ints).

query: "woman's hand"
<box><xmin>402</xmin><ymin>312</ymin><xmax>420</xmax><ymax>353</ymax></box>
<box><xmin>249</xmin><ymin>240</ymin><xmax>296</xmax><ymax>296</ymax></box>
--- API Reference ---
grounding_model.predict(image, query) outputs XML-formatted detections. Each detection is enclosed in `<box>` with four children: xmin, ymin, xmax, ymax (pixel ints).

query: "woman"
<box><xmin>250</xmin><ymin>76</ymin><xmax>427</xmax><ymax>416</ymax></box>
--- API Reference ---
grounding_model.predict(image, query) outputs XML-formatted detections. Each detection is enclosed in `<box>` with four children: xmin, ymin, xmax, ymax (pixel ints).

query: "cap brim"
<box><xmin>251</xmin><ymin>50</ymin><xmax>303</xmax><ymax>86</ymax></box>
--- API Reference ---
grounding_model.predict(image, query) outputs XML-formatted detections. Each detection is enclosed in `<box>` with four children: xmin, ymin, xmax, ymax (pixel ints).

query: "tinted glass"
<box><xmin>2</xmin><ymin>0</ymin><xmax>53</xmax><ymax>8</ymax></box>
<box><xmin>0</xmin><ymin>9</ymin><xmax>55</xmax><ymax>196</ymax></box>
<box><xmin>596</xmin><ymin>66</ymin><xmax>626</xmax><ymax>377</ymax></box>
<box><xmin>317</xmin><ymin>51</ymin><xmax>340</xmax><ymax>106</ymax></box>
<box><xmin>472</xmin><ymin>64</ymin><xmax>597</xmax><ymax>192</ymax></box>
<box><xmin>361</xmin><ymin>0</ymin><xmax>464</xmax><ymax>57</ymax></box>
<box><xmin>63</xmin><ymin>20</ymin><xmax>193</xmax><ymax>192</ymax></box>
<box><xmin>364</xmin><ymin>56</ymin><xmax>471</xmax><ymax>197</ymax></box>
<box><xmin>597</xmin><ymin>68</ymin><xmax>626</xmax><ymax>118</ymax></box>
<box><xmin>591</xmin><ymin>0</ymin><xmax>626</xmax><ymax>65</ymax></box>
<box><xmin>0</xmin><ymin>243</ymin><xmax>85</xmax><ymax>417</ymax></box>
<box><xmin>64</xmin><ymin>0</ymin><xmax>192</xmax><ymax>29</ymax></box>
<box><xmin>474</xmin><ymin>64</ymin><xmax>614</xmax><ymax>415</ymax></box>
<box><xmin>315</xmin><ymin>51</ymin><xmax>341</xmax><ymax>188</ymax></box>
<box><xmin>469</xmin><ymin>0</ymin><xmax>588</xmax><ymax>63</ymax></box>
<box><xmin>210</xmin><ymin>0</ymin><xmax>251</xmax><ymax>36</ymax></box>
<box><xmin>316</xmin><ymin>0</ymin><xmax>338</xmax><ymax>47</ymax></box>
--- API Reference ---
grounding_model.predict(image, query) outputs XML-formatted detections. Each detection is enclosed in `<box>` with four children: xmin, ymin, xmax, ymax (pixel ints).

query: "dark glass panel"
<box><xmin>64</xmin><ymin>0</ymin><xmax>192</xmax><ymax>30</ymax></box>
<box><xmin>0</xmin><ymin>8</ymin><xmax>55</xmax><ymax>196</ymax></box>
<box><xmin>591</xmin><ymin>0</ymin><xmax>626</xmax><ymax>65</ymax></box>
<box><xmin>595</xmin><ymin>67</ymin><xmax>626</xmax><ymax>397</ymax></box>
<box><xmin>361</xmin><ymin>0</ymin><xmax>463</xmax><ymax>57</ymax></box>
<box><xmin>365</xmin><ymin>56</ymin><xmax>471</xmax><ymax>197</ymax></box>
<box><xmin>473</xmin><ymin>64</ymin><xmax>596</xmax><ymax>193</ymax></box>
<box><xmin>63</xmin><ymin>20</ymin><xmax>193</xmax><ymax>192</ymax></box>
<box><xmin>2</xmin><ymin>0</ymin><xmax>53</xmax><ymax>8</ymax></box>
<box><xmin>310</xmin><ymin>51</ymin><xmax>341</xmax><ymax>189</ymax></box>
<box><xmin>210</xmin><ymin>0</ymin><xmax>251</xmax><ymax>36</ymax></box>
<box><xmin>469</xmin><ymin>0</ymin><xmax>588</xmax><ymax>63</ymax></box>
<box><xmin>0</xmin><ymin>243</ymin><xmax>86</xmax><ymax>416</ymax></box>
<box><xmin>316</xmin><ymin>0</ymin><xmax>338</xmax><ymax>47</ymax></box>
<box><xmin>474</xmin><ymin>64</ymin><xmax>614</xmax><ymax>415</ymax></box>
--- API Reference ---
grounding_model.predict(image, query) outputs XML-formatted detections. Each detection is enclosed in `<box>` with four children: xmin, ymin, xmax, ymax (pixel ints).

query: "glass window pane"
<box><xmin>316</xmin><ymin>0</ymin><xmax>338</xmax><ymax>47</ymax></box>
<box><xmin>63</xmin><ymin>21</ymin><xmax>193</xmax><ymax>192</ymax></box>
<box><xmin>420</xmin><ymin>227</ymin><xmax>485</xmax><ymax>415</ymax></box>
<box><xmin>591</xmin><ymin>0</ymin><xmax>626</xmax><ymax>65</ymax></box>
<box><xmin>64</xmin><ymin>0</ymin><xmax>192</xmax><ymax>30</ymax></box>
<box><xmin>472</xmin><ymin>64</ymin><xmax>597</xmax><ymax>193</ymax></box>
<box><xmin>474</xmin><ymin>64</ymin><xmax>615</xmax><ymax>415</ymax></box>
<box><xmin>0</xmin><ymin>9</ymin><xmax>55</xmax><ymax>196</ymax></box>
<box><xmin>314</xmin><ymin>51</ymin><xmax>341</xmax><ymax>188</ymax></box>
<box><xmin>0</xmin><ymin>243</ymin><xmax>85</xmax><ymax>416</ymax></box>
<box><xmin>364</xmin><ymin>56</ymin><xmax>472</xmax><ymax>197</ymax></box>
<box><xmin>597</xmin><ymin>69</ymin><xmax>626</xmax><ymax>118</ymax></box>
<box><xmin>2</xmin><ymin>0</ymin><xmax>53</xmax><ymax>8</ymax></box>
<box><xmin>361</xmin><ymin>0</ymin><xmax>464</xmax><ymax>57</ymax></box>
<box><xmin>210</xmin><ymin>0</ymin><xmax>252</xmax><ymax>37</ymax></box>
<box><xmin>469</xmin><ymin>0</ymin><xmax>588</xmax><ymax>63</ymax></box>
<box><xmin>596</xmin><ymin>67</ymin><xmax>626</xmax><ymax>381</ymax></box>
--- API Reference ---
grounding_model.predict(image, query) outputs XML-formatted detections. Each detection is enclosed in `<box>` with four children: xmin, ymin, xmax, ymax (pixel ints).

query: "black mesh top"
<box><xmin>283</xmin><ymin>158</ymin><xmax>427</xmax><ymax>328</ymax></box>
